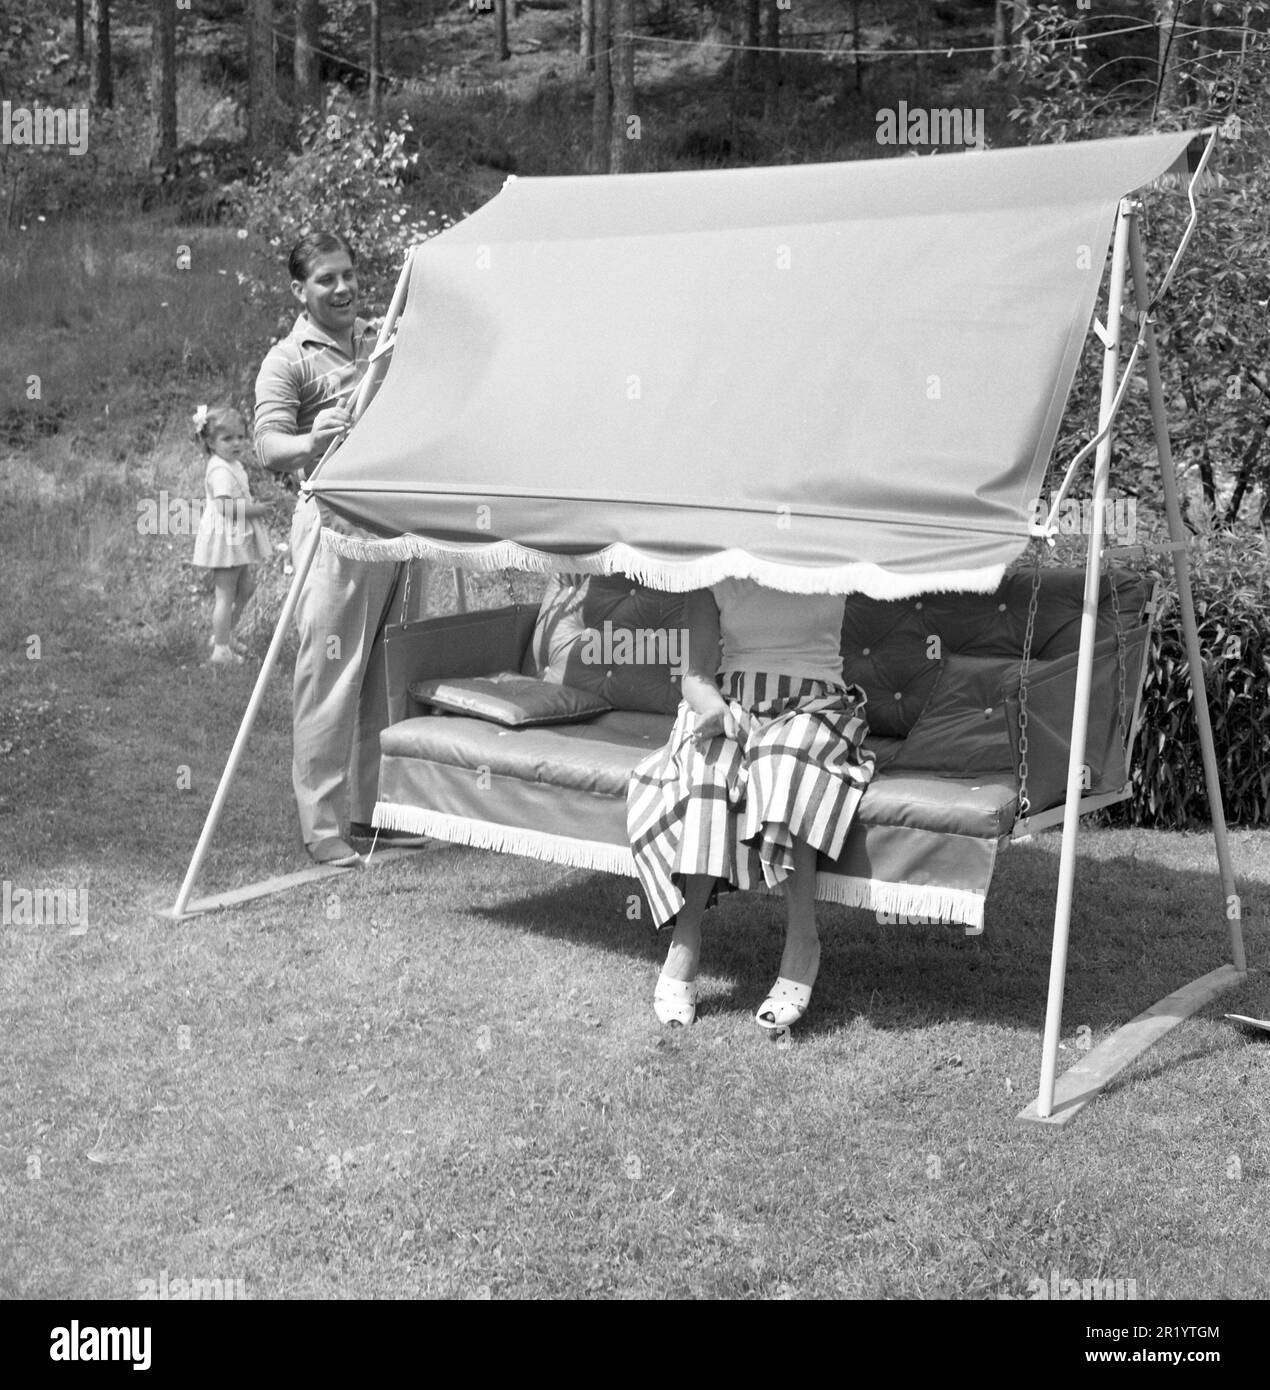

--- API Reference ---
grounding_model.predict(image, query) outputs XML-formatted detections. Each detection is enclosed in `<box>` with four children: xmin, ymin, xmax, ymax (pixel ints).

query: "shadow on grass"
<box><xmin>454</xmin><ymin>834</ymin><xmax>1258</xmax><ymax>1041</ymax></box>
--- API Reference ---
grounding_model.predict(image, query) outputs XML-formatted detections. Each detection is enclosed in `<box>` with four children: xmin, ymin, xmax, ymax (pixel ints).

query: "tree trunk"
<box><xmin>992</xmin><ymin>1</ymin><xmax>1025</xmax><ymax>96</ymax></box>
<box><xmin>730</xmin><ymin>1</ymin><xmax>743</xmax><ymax>135</ymax></box>
<box><xmin>246</xmin><ymin>0</ymin><xmax>276</xmax><ymax>151</ymax></box>
<box><xmin>580</xmin><ymin>0</ymin><xmax>594</xmax><ymax>68</ymax></box>
<box><xmin>1223</xmin><ymin>421</ymin><xmax>1267</xmax><ymax>527</ymax></box>
<box><xmin>90</xmin><ymin>0</ymin><xmax>113</xmax><ymax>108</ymax></box>
<box><xmin>610</xmin><ymin>0</ymin><xmax>635</xmax><ymax>171</ymax></box>
<box><xmin>1155</xmin><ymin>1</ymin><xmax>1201</xmax><ymax>112</ymax></box>
<box><xmin>761</xmin><ymin>0</ymin><xmax>780</xmax><ymax>121</ymax></box>
<box><xmin>992</xmin><ymin>1</ymin><xmax>1011</xmax><ymax>72</ymax></box>
<box><xmin>495</xmin><ymin>0</ymin><xmax>510</xmax><ymax>61</ymax></box>
<box><xmin>1198</xmin><ymin>452</ymin><xmax>1217</xmax><ymax>515</ymax></box>
<box><xmin>369</xmin><ymin>0</ymin><xmax>383</xmax><ymax>121</ymax></box>
<box><xmin>851</xmin><ymin>0</ymin><xmax>863</xmax><ymax>95</ymax></box>
<box><xmin>149</xmin><ymin>0</ymin><xmax>177</xmax><ymax>169</ymax></box>
<box><xmin>295</xmin><ymin>0</ymin><xmax>323</xmax><ymax>119</ymax></box>
<box><xmin>591</xmin><ymin>0</ymin><xmax>611</xmax><ymax>173</ymax></box>
<box><xmin>912</xmin><ymin>0</ymin><xmax>931</xmax><ymax>107</ymax></box>
<box><xmin>1180</xmin><ymin>0</ymin><xmax>1206</xmax><ymax>104</ymax></box>
<box><xmin>743</xmin><ymin>0</ymin><xmax>761</xmax><ymax>87</ymax></box>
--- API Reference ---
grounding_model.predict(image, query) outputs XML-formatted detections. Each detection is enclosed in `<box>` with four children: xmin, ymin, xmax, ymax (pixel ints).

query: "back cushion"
<box><xmin>888</xmin><ymin>653</ymin><xmax>1018</xmax><ymax>776</ymax></box>
<box><xmin>521</xmin><ymin>568</ymin><xmax>1147</xmax><ymax>737</ymax></box>
<box><xmin>842</xmin><ymin>569</ymin><xmax>1150</xmax><ymax>737</ymax></box>
<box><xmin>1004</xmin><ymin>624</ymin><xmax>1150</xmax><ymax>812</ymax></box>
<box><xmin>525</xmin><ymin>574</ymin><xmax>686</xmax><ymax>716</ymax></box>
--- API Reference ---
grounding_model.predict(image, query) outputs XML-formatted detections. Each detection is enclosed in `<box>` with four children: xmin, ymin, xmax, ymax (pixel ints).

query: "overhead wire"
<box><xmin>257</xmin><ymin>13</ymin><xmax>1270</xmax><ymax>86</ymax></box>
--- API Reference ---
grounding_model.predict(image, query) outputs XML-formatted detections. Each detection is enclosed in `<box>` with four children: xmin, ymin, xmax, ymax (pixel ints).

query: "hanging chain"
<box><xmin>1016</xmin><ymin>552</ymin><xmax>1043</xmax><ymax>824</ymax></box>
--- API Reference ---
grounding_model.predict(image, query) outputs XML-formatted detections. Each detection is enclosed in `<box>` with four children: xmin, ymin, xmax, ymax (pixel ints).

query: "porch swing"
<box><xmin>174</xmin><ymin>129</ymin><xmax>1247</xmax><ymax>1123</ymax></box>
<box><xmin>360</xmin><ymin>544</ymin><xmax>1154</xmax><ymax>933</ymax></box>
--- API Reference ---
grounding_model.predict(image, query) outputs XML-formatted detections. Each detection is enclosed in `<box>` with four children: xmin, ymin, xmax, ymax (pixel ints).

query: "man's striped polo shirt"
<box><xmin>253</xmin><ymin>312</ymin><xmax>377</xmax><ymax>480</ymax></box>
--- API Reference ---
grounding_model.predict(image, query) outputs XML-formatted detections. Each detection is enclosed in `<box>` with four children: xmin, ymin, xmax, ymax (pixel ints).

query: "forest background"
<box><xmin>1</xmin><ymin>0</ymin><xmax>1268</xmax><ymax>825</ymax></box>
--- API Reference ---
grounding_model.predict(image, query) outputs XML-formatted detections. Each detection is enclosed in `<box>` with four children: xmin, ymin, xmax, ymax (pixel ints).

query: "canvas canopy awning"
<box><xmin>309</xmin><ymin>130</ymin><xmax>1199</xmax><ymax>597</ymax></box>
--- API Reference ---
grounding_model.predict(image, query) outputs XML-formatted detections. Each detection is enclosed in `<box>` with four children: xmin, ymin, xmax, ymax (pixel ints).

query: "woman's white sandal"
<box><xmin>755</xmin><ymin>977</ymin><xmax>812</xmax><ymax>1030</ymax></box>
<box><xmin>653</xmin><ymin>972</ymin><xmax>698</xmax><ymax>1027</ymax></box>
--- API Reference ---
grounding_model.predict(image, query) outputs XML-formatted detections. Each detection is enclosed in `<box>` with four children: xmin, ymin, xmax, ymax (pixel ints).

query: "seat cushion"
<box><xmin>855</xmin><ymin>769</ymin><xmax>1019</xmax><ymax>839</ymax></box>
<box><xmin>380</xmin><ymin>710</ymin><xmax>674</xmax><ymax>797</ymax></box>
<box><xmin>381</xmin><ymin>716</ymin><xmax>1016</xmax><ymax>838</ymax></box>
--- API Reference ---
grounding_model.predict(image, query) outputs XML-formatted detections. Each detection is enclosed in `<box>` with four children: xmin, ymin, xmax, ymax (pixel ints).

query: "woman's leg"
<box><xmin>211</xmin><ymin>568</ymin><xmax>239</xmax><ymax>648</ymax></box>
<box><xmin>778</xmin><ymin>836</ymin><xmax>821</xmax><ymax>988</ymax></box>
<box><xmin>660</xmin><ymin>873</ymin><xmax>715</xmax><ymax>982</ymax></box>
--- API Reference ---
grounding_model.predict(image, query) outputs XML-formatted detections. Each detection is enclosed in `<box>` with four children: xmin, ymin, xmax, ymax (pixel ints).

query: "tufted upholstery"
<box><xmin>524</xmin><ymin>573</ymin><xmax>686</xmax><ymax>715</ymax></box>
<box><xmin>841</xmin><ymin>568</ymin><xmax>1150</xmax><ymax>737</ymax></box>
<box><xmin>516</xmin><ymin>568</ymin><xmax>1150</xmax><ymax>739</ymax></box>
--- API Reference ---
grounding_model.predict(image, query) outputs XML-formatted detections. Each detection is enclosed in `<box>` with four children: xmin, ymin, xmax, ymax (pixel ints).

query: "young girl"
<box><xmin>626</xmin><ymin>579</ymin><xmax>876</xmax><ymax>1032</ymax></box>
<box><xmin>191</xmin><ymin>404</ymin><xmax>272</xmax><ymax>665</ymax></box>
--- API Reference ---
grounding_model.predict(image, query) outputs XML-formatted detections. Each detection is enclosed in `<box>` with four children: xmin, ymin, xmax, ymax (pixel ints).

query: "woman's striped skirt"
<box><xmin>626</xmin><ymin>670</ymin><xmax>876</xmax><ymax>929</ymax></box>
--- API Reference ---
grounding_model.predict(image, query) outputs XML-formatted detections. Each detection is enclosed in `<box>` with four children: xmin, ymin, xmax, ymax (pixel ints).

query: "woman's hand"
<box><xmin>683</xmin><ymin>672</ymin><xmax>737</xmax><ymax>744</ymax></box>
<box><xmin>692</xmin><ymin>703</ymin><xmax>739</xmax><ymax>745</ymax></box>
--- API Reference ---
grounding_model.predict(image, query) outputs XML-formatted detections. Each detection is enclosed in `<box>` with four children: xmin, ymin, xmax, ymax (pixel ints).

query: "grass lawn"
<box><xmin>0</xmin><ymin>193</ymin><xmax>1266</xmax><ymax>1307</ymax></box>
<box><xmin>1</xmin><ymin>557</ymin><xmax>1267</xmax><ymax>1299</ymax></box>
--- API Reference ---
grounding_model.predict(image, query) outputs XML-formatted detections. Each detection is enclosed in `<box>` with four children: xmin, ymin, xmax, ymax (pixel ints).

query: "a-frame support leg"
<box><xmin>1127</xmin><ymin>216</ymin><xmax>1245</xmax><ymax>975</ymax></box>
<box><xmin>1022</xmin><ymin>202</ymin><xmax>1132</xmax><ymax>1123</ymax></box>
<box><xmin>1018</xmin><ymin>203</ymin><xmax>1246</xmax><ymax>1126</ymax></box>
<box><xmin>167</xmin><ymin>251</ymin><xmax>416</xmax><ymax>919</ymax></box>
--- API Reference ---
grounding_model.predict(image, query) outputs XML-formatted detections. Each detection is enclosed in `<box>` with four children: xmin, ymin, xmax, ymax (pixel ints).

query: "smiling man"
<box><xmin>254</xmin><ymin>232</ymin><xmax>422</xmax><ymax>866</ymax></box>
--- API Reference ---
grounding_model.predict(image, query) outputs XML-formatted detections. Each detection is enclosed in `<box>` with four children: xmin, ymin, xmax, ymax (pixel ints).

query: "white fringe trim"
<box><xmin>375</xmin><ymin>803</ymin><xmax>985</xmax><ymax>929</ymax></box>
<box><xmin>320</xmin><ymin>529</ymin><xmax>1007</xmax><ymax>599</ymax></box>
<box><xmin>373</xmin><ymin>803</ymin><xmax>637</xmax><ymax>875</ymax></box>
<box><xmin>813</xmin><ymin>872</ymin><xmax>986</xmax><ymax>931</ymax></box>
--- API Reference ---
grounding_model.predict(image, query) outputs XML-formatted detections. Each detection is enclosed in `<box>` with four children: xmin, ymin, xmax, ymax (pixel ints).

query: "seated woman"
<box><xmin>626</xmin><ymin>579</ymin><xmax>875</xmax><ymax>1031</ymax></box>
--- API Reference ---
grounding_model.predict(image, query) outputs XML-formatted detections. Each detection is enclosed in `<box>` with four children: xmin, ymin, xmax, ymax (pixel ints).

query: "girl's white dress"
<box><xmin>192</xmin><ymin>456</ymin><xmax>271</xmax><ymax>569</ymax></box>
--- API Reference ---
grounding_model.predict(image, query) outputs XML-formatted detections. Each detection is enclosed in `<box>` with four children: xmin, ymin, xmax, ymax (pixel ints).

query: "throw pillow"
<box><xmin>409</xmin><ymin>672</ymin><xmax>614</xmax><ymax>728</ymax></box>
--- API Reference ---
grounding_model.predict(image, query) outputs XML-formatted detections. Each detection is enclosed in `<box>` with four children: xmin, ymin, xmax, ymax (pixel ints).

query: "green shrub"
<box><xmin>225</xmin><ymin>96</ymin><xmax>448</xmax><ymax>322</ymax></box>
<box><xmin>1108</xmin><ymin>530</ymin><xmax>1270</xmax><ymax>828</ymax></box>
<box><xmin>1011</xmin><ymin>6</ymin><xmax>1270</xmax><ymax>533</ymax></box>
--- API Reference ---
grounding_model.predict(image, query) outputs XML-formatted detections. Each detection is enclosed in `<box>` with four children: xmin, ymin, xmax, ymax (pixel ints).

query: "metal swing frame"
<box><xmin>170</xmin><ymin>138</ymin><xmax>1248</xmax><ymax>1130</ymax></box>
<box><xmin>1017</xmin><ymin>138</ymin><xmax>1247</xmax><ymax>1123</ymax></box>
